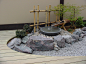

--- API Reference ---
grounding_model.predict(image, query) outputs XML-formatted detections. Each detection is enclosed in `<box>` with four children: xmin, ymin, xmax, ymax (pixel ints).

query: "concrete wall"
<box><xmin>0</xmin><ymin>0</ymin><xmax>60</xmax><ymax>25</ymax></box>
<box><xmin>64</xmin><ymin>0</ymin><xmax>86</xmax><ymax>20</ymax></box>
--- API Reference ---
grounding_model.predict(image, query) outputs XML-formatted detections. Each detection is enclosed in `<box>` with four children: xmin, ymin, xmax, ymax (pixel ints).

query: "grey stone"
<box><xmin>26</xmin><ymin>35</ymin><xmax>54</xmax><ymax>51</ymax></box>
<box><xmin>73</xmin><ymin>28</ymin><xmax>82</xmax><ymax>37</ymax></box>
<box><xmin>80</xmin><ymin>34</ymin><xmax>85</xmax><ymax>38</ymax></box>
<box><xmin>82</xmin><ymin>31</ymin><xmax>86</xmax><ymax>35</ymax></box>
<box><xmin>78</xmin><ymin>37</ymin><xmax>83</xmax><ymax>41</ymax></box>
<box><xmin>82</xmin><ymin>27</ymin><xmax>86</xmax><ymax>31</ymax></box>
<box><xmin>62</xmin><ymin>35</ymin><xmax>76</xmax><ymax>44</ymax></box>
<box><xmin>14</xmin><ymin>44</ymin><xmax>33</xmax><ymax>54</ymax></box>
<box><xmin>66</xmin><ymin>38</ymin><xmax>76</xmax><ymax>44</ymax></box>
<box><xmin>27</xmin><ymin>34</ymin><xmax>32</xmax><ymax>37</ymax></box>
<box><xmin>65</xmin><ymin>43</ymin><xmax>72</xmax><ymax>47</ymax></box>
<box><xmin>71</xmin><ymin>34</ymin><xmax>79</xmax><ymax>42</ymax></box>
<box><xmin>60</xmin><ymin>29</ymin><xmax>72</xmax><ymax>35</ymax></box>
<box><xmin>54</xmin><ymin>35</ymin><xmax>65</xmax><ymax>48</ymax></box>
<box><xmin>7</xmin><ymin>38</ymin><xmax>21</xmax><ymax>49</ymax></box>
<box><xmin>53</xmin><ymin>42</ymin><xmax>60</xmax><ymax>51</ymax></box>
<box><xmin>22</xmin><ymin>36</ymin><xmax>29</xmax><ymax>44</ymax></box>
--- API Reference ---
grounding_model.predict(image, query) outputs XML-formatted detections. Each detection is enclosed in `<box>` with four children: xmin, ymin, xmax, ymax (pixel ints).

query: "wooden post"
<box><xmin>46</xmin><ymin>6</ymin><xmax>48</xmax><ymax>27</ymax></box>
<box><xmin>48</xmin><ymin>5</ymin><xmax>51</xmax><ymax>26</ymax></box>
<box><xmin>56</xmin><ymin>5</ymin><xmax>58</xmax><ymax>22</ymax></box>
<box><xmin>34</xmin><ymin>6</ymin><xmax>36</xmax><ymax>33</ymax></box>
<box><xmin>37</xmin><ymin>5</ymin><xmax>39</xmax><ymax>29</ymax></box>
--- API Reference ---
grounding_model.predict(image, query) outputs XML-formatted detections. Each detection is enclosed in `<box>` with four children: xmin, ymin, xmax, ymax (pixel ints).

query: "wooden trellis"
<box><xmin>30</xmin><ymin>5</ymin><xmax>60</xmax><ymax>33</ymax></box>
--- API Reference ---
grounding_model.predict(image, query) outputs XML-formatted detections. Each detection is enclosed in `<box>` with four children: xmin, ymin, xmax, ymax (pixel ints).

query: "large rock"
<box><xmin>14</xmin><ymin>44</ymin><xmax>33</xmax><ymax>54</ymax></box>
<box><xmin>71</xmin><ymin>34</ymin><xmax>79</xmax><ymax>42</ymax></box>
<box><xmin>78</xmin><ymin>37</ymin><xmax>83</xmax><ymax>41</ymax></box>
<box><xmin>26</xmin><ymin>35</ymin><xmax>54</xmax><ymax>51</ymax></box>
<box><xmin>21</xmin><ymin>34</ymin><xmax>32</xmax><ymax>44</ymax></box>
<box><xmin>60</xmin><ymin>29</ymin><xmax>72</xmax><ymax>35</ymax></box>
<box><xmin>62</xmin><ymin>35</ymin><xmax>76</xmax><ymax>44</ymax></box>
<box><xmin>82</xmin><ymin>31</ymin><xmax>86</xmax><ymax>34</ymax></box>
<box><xmin>53</xmin><ymin>42</ymin><xmax>60</xmax><ymax>51</ymax></box>
<box><xmin>80</xmin><ymin>34</ymin><xmax>85</xmax><ymax>38</ymax></box>
<box><xmin>54</xmin><ymin>35</ymin><xmax>65</xmax><ymax>48</ymax></box>
<box><xmin>82</xmin><ymin>27</ymin><xmax>86</xmax><ymax>31</ymax></box>
<box><xmin>22</xmin><ymin>36</ymin><xmax>30</xmax><ymax>44</ymax></box>
<box><xmin>7</xmin><ymin>38</ymin><xmax>21</xmax><ymax>49</ymax></box>
<box><xmin>73</xmin><ymin>28</ymin><xmax>82</xmax><ymax>37</ymax></box>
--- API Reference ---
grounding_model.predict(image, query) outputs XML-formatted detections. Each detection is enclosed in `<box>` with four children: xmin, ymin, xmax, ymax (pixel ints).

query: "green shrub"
<box><xmin>16</xmin><ymin>30</ymin><xmax>27</xmax><ymax>38</ymax></box>
<box><xmin>75</xmin><ymin>16</ymin><xmax>84</xmax><ymax>27</ymax></box>
<box><xmin>68</xmin><ymin>28</ymin><xmax>72</xmax><ymax>32</ymax></box>
<box><xmin>23</xmin><ymin>24</ymin><xmax>33</xmax><ymax>33</ymax></box>
<box><xmin>83</xmin><ymin>22</ymin><xmax>86</xmax><ymax>27</ymax></box>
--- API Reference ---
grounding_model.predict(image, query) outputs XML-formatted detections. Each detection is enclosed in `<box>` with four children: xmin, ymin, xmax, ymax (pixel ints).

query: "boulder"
<box><xmin>73</xmin><ymin>28</ymin><xmax>82</xmax><ymax>37</ymax></box>
<box><xmin>71</xmin><ymin>34</ymin><xmax>79</xmax><ymax>42</ymax></box>
<box><xmin>26</xmin><ymin>35</ymin><xmax>54</xmax><ymax>51</ymax></box>
<box><xmin>78</xmin><ymin>37</ymin><xmax>83</xmax><ymax>41</ymax></box>
<box><xmin>82</xmin><ymin>31</ymin><xmax>86</xmax><ymax>34</ymax></box>
<box><xmin>82</xmin><ymin>27</ymin><xmax>86</xmax><ymax>31</ymax></box>
<box><xmin>14</xmin><ymin>44</ymin><xmax>33</xmax><ymax>54</ymax></box>
<box><xmin>60</xmin><ymin>29</ymin><xmax>72</xmax><ymax>35</ymax></box>
<box><xmin>54</xmin><ymin>35</ymin><xmax>65</xmax><ymax>48</ymax></box>
<box><xmin>7</xmin><ymin>38</ymin><xmax>21</xmax><ymax>49</ymax></box>
<box><xmin>53</xmin><ymin>42</ymin><xmax>60</xmax><ymax>51</ymax></box>
<box><xmin>21</xmin><ymin>36</ymin><xmax>30</xmax><ymax>44</ymax></box>
<box><xmin>62</xmin><ymin>35</ymin><xmax>75</xmax><ymax>44</ymax></box>
<box><xmin>27</xmin><ymin>33</ymin><xmax>32</xmax><ymax>37</ymax></box>
<box><xmin>80</xmin><ymin>34</ymin><xmax>85</xmax><ymax>38</ymax></box>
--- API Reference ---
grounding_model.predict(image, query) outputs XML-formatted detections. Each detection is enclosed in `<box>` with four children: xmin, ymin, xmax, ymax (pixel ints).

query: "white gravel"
<box><xmin>33</xmin><ymin>36</ymin><xmax>86</xmax><ymax>56</ymax></box>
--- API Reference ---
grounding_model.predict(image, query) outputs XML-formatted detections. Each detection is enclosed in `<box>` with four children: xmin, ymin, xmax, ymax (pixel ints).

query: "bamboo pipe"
<box><xmin>37</xmin><ymin>5</ymin><xmax>39</xmax><ymax>29</ymax></box>
<box><xmin>59</xmin><ymin>5</ymin><xmax>60</xmax><ymax>22</ymax></box>
<box><xmin>34</xmin><ymin>6</ymin><xmax>36</xmax><ymax>33</ymax></box>
<box><xmin>30</xmin><ymin>10</ymin><xmax>54</xmax><ymax>13</ymax></box>
<box><xmin>46</xmin><ymin>6</ymin><xmax>48</xmax><ymax>27</ymax></box>
<box><xmin>30</xmin><ymin>21</ymin><xmax>56</xmax><ymax>27</ymax></box>
<box><xmin>48</xmin><ymin>5</ymin><xmax>51</xmax><ymax>26</ymax></box>
<box><xmin>56</xmin><ymin>5</ymin><xmax>58</xmax><ymax>22</ymax></box>
<box><xmin>56</xmin><ymin>15</ymin><xmax>57</xmax><ymax>22</ymax></box>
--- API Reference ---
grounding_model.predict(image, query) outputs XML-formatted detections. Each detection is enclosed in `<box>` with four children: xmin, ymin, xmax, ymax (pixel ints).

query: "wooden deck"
<box><xmin>0</xmin><ymin>30</ymin><xmax>86</xmax><ymax>64</ymax></box>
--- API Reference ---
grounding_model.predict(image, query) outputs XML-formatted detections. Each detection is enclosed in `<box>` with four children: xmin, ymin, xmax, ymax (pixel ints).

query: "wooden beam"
<box><xmin>45</xmin><ymin>6</ymin><xmax>48</xmax><ymax>27</ymax></box>
<box><xmin>37</xmin><ymin>5</ymin><xmax>39</xmax><ymax>29</ymax></box>
<box><xmin>30</xmin><ymin>21</ymin><xmax>56</xmax><ymax>27</ymax></box>
<box><xmin>34</xmin><ymin>6</ymin><xmax>36</xmax><ymax>33</ymax></box>
<box><xmin>48</xmin><ymin>5</ymin><xmax>51</xmax><ymax>26</ymax></box>
<box><xmin>60</xmin><ymin>0</ymin><xmax>64</xmax><ymax>20</ymax></box>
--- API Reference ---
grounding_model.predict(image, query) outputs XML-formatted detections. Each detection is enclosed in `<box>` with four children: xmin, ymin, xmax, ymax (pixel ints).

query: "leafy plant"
<box><xmin>52</xmin><ymin>4</ymin><xmax>68</xmax><ymax>18</ymax></box>
<box><xmin>52</xmin><ymin>4</ymin><xmax>86</xmax><ymax>22</ymax></box>
<box><xmin>23</xmin><ymin>24</ymin><xmax>33</xmax><ymax>33</ymax></box>
<box><xmin>67</xmin><ymin>28</ymin><xmax>72</xmax><ymax>32</ymax></box>
<box><xmin>75</xmin><ymin>16</ymin><xmax>84</xmax><ymax>27</ymax></box>
<box><xmin>83</xmin><ymin>22</ymin><xmax>86</xmax><ymax>27</ymax></box>
<box><xmin>16</xmin><ymin>30</ymin><xmax>27</xmax><ymax>38</ymax></box>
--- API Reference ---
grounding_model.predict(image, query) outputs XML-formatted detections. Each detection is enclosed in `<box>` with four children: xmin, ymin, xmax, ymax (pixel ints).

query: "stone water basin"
<box><xmin>40</xmin><ymin>26</ymin><xmax>61</xmax><ymax>36</ymax></box>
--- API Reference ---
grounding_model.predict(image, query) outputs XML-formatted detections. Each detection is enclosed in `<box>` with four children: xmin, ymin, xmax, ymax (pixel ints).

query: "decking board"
<box><xmin>0</xmin><ymin>30</ymin><xmax>86</xmax><ymax>64</ymax></box>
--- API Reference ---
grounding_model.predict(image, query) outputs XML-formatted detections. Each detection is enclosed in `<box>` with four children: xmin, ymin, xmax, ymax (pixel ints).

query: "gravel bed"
<box><xmin>33</xmin><ymin>36</ymin><xmax>86</xmax><ymax>56</ymax></box>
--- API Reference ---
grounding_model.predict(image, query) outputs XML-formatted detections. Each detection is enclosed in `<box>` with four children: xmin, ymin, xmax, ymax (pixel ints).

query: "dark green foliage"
<box><xmin>83</xmin><ymin>22</ymin><xmax>86</xmax><ymax>27</ymax></box>
<box><xmin>68</xmin><ymin>28</ymin><xmax>72</xmax><ymax>32</ymax></box>
<box><xmin>16</xmin><ymin>30</ymin><xmax>27</xmax><ymax>38</ymax></box>
<box><xmin>75</xmin><ymin>16</ymin><xmax>84</xmax><ymax>27</ymax></box>
<box><xmin>23</xmin><ymin>24</ymin><xmax>29</xmax><ymax>32</ymax></box>
<box><xmin>23</xmin><ymin>24</ymin><xmax>33</xmax><ymax>33</ymax></box>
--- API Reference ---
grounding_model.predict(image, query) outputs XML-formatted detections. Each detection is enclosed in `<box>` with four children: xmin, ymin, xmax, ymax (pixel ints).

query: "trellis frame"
<box><xmin>30</xmin><ymin>5</ymin><xmax>60</xmax><ymax>33</ymax></box>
